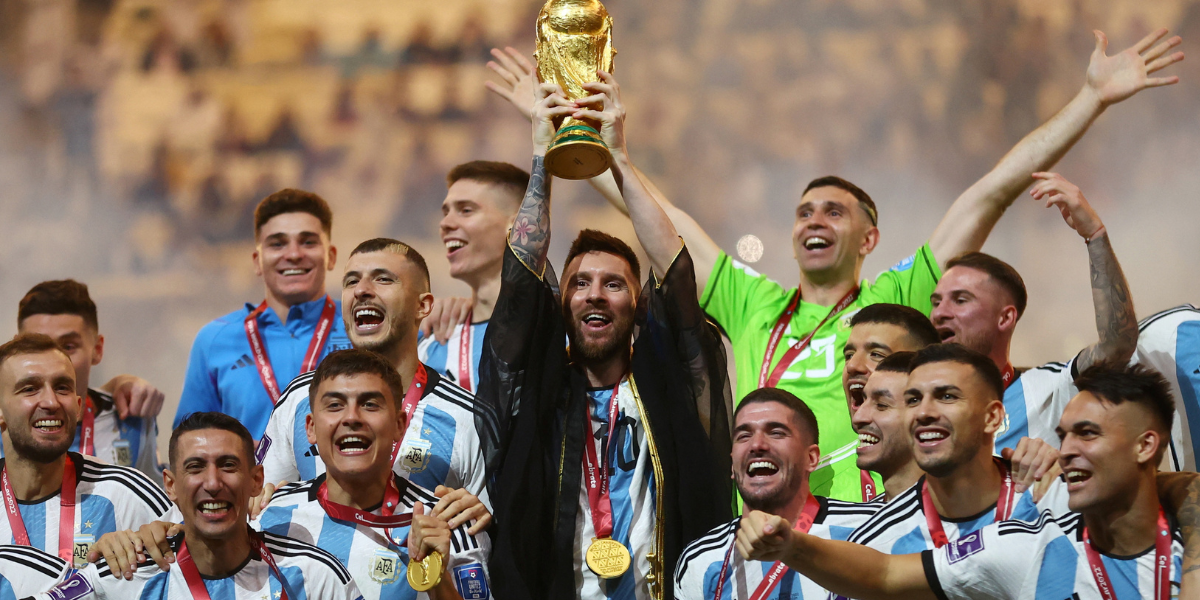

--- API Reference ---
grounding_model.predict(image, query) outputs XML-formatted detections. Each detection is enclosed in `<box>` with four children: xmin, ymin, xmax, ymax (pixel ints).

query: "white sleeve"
<box><xmin>1024</xmin><ymin>360</ymin><xmax>1080</xmax><ymax>449</ymax></box>
<box><xmin>460</xmin><ymin>431</ymin><xmax>491</xmax><ymax>513</ymax></box>
<box><xmin>672</xmin><ymin>555</ymin><xmax>704</xmax><ymax>600</ymax></box>
<box><xmin>259</xmin><ymin>402</ymin><xmax>300</xmax><ymax>484</ymax></box>
<box><xmin>34</xmin><ymin>563</ymin><xmax>105</xmax><ymax>600</ymax></box>
<box><xmin>925</xmin><ymin>521</ymin><xmax>1042</xmax><ymax>600</ymax></box>
<box><xmin>446</xmin><ymin>532</ymin><xmax>493</xmax><ymax>600</ymax></box>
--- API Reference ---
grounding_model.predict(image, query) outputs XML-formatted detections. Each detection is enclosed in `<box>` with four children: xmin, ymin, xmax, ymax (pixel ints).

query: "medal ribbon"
<box><xmin>1083</xmin><ymin>508</ymin><xmax>1171</xmax><ymax>600</ymax></box>
<box><xmin>80</xmin><ymin>397</ymin><xmax>95</xmax><ymax>457</ymax></box>
<box><xmin>758</xmin><ymin>289</ymin><xmax>859</xmax><ymax>388</ymax></box>
<box><xmin>713</xmin><ymin>493</ymin><xmax>821</xmax><ymax>600</ymax></box>
<box><xmin>390</xmin><ymin>364</ymin><xmax>429</xmax><ymax>463</ymax></box>
<box><xmin>244</xmin><ymin>296</ymin><xmax>337</xmax><ymax>405</ymax></box>
<box><xmin>177</xmin><ymin>530</ymin><xmax>291</xmax><ymax>600</ymax></box>
<box><xmin>860</xmin><ymin>470</ymin><xmax>877</xmax><ymax>502</ymax></box>
<box><xmin>1000</xmin><ymin>363</ymin><xmax>1015</xmax><ymax>390</ymax></box>
<box><xmin>2</xmin><ymin>455</ymin><xmax>76</xmax><ymax>562</ymax></box>
<box><xmin>583</xmin><ymin>381</ymin><xmax>623</xmax><ymax>540</ymax></box>
<box><xmin>316</xmin><ymin>478</ymin><xmax>410</xmax><ymax>542</ymax></box>
<box><xmin>922</xmin><ymin>458</ymin><xmax>1014</xmax><ymax>548</ymax></box>
<box><xmin>458</xmin><ymin>311</ymin><xmax>474</xmax><ymax>392</ymax></box>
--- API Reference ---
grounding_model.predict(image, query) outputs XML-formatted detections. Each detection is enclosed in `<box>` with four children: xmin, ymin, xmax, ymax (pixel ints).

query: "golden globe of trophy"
<box><xmin>535</xmin><ymin>0</ymin><xmax>616</xmax><ymax>180</ymax></box>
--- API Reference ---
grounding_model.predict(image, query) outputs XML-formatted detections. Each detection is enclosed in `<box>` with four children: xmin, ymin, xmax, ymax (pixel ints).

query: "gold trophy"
<box><xmin>535</xmin><ymin>0</ymin><xmax>616</xmax><ymax>180</ymax></box>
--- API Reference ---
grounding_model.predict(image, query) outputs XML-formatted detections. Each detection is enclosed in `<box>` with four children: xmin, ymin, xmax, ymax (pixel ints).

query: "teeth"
<box><xmin>33</xmin><ymin>419</ymin><xmax>63</xmax><ymax>428</ymax></box>
<box><xmin>281</xmin><ymin>269</ymin><xmax>306</xmax><ymax>276</ymax></box>
<box><xmin>849</xmin><ymin>383</ymin><xmax>864</xmax><ymax>391</ymax></box>
<box><xmin>355</xmin><ymin>308</ymin><xmax>383</xmax><ymax>318</ymax></box>
<box><xmin>1066</xmin><ymin>470</ymin><xmax>1090</xmax><ymax>482</ymax></box>
<box><xmin>748</xmin><ymin>461</ymin><xmax>778</xmax><ymax>472</ymax></box>
<box><xmin>804</xmin><ymin>237</ymin><xmax>830</xmax><ymax>249</ymax></box>
<box><xmin>445</xmin><ymin>240</ymin><xmax>466</xmax><ymax>251</ymax></box>
<box><xmin>199</xmin><ymin>501</ymin><xmax>230</xmax><ymax>513</ymax></box>
<box><xmin>858</xmin><ymin>433</ymin><xmax>879</xmax><ymax>446</ymax></box>
<box><xmin>918</xmin><ymin>431</ymin><xmax>947</xmax><ymax>441</ymax></box>
<box><xmin>584</xmin><ymin>313</ymin><xmax>610</xmax><ymax>324</ymax></box>
<box><xmin>339</xmin><ymin>436</ymin><xmax>366</xmax><ymax>445</ymax></box>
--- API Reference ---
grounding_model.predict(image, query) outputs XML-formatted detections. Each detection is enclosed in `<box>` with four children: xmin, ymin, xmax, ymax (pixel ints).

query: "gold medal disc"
<box><xmin>407</xmin><ymin>550</ymin><xmax>443</xmax><ymax>591</ymax></box>
<box><xmin>585</xmin><ymin>538</ymin><xmax>631</xmax><ymax>579</ymax></box>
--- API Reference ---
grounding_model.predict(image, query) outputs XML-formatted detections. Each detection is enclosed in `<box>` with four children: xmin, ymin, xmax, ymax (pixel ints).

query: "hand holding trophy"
<box><xmin>535</xmin><ymin>0</ymin><xmax>616</xmax><ymax>180</ymax></box>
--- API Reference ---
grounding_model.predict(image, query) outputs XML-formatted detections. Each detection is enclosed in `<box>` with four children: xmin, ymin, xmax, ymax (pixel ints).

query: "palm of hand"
<box><xmin>1088</xmin><ymin>48</ymin><xmax>1148</xmax><ymax>105</ymax></box>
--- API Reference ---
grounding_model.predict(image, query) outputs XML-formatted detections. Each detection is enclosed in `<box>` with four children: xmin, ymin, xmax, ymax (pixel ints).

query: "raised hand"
<box><xmin>485</xmin><ymin>47</ymin><xmax>538</xmax><ymax>121</ymax></box>
<box><xmin>408</xmin><ymin>502</ymin><xmax>452</xmax><ymax>563</ymax></box>
<box><xmin>431</xmin><ymin>485</ymin><xmax>492</xmax><ymax>535</ymax></box>
<box><xmin>1000</xmin><ymin>437</ymin><xmax>1060</xmax><ymax>495</ymax></box>
<box><xmin>1030</xmin><ymin>172</ymin><xmax>1103</xmax><ymax>240</ymax></box>
<box><xmin>419</xmin><ymin>296</ymin><xmax>473</xmax><ymax>345</ymax></box>
<box><xmin>1086</xmin><ymin>28</ymin><xmax>1184</xmax><ymax>106</ymax></box>
<box><xmin>532</xmin><ymin>82</ymin><xmax>576</xmax><ymax>153</ymax></box>
<box><xmin>735</xmin><ymin>509</ymin><xmax>795</xmax><ymax>563</ymax></box>
<box><xmin>572</xmin><ymin>70</ymin><xmax>628</xmax><ymax>158</ymax></box>
<box><xmin>105</xmin><ymin>375</ymin><xmax>166</xmax><ymax>419</ymax></box>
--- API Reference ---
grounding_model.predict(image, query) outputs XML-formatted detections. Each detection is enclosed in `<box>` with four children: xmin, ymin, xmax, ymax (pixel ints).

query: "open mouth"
<box><xmin>937</xmin><ymin>327</ymin><xmax>956</xmax><ymax>342</ymax></box>
<box><xmin>335</xmin><ymin>434</ymin><xmax>373</xmax><ymax>456</ymax></box>
<box><xmin>32</xmin><ymin>418</ymin><xmax>65</xmax><ymax>433</ymax></box>
<box><xmin>858</xmin><ymin>432</ymin><xmax>880</xmax><ymax>448</ymax></box>
<box><xmin>445</xmin><ymin>239</ymin><xmax>467</xmax><ymax>257</ymax></box>
<box><xmin>353</xmin><ymin>306</ymin><xmax>386</xmax><ymax>333</ymax></box>
<box><xmin>280</xmin><ymin>268</ymin><xmax>312</xmax><ymax>277</ymax></box>
<box><xmin>847</xmin><ymin>381</ymin><xmax>866</xmax><ymax>405</ymax></box>
<box><xmin>197</xmin><ymin>500</ymin><xmax>233</xmax><ymax>518</ymax></box>
<box><xmin>803</xmin><ymin>236</ymin><xmax>833</xmax><ymax>251</ymax></box>
<box><xmin>915</xmin><ymin>427</ymin><xmax>949</xmax><ymax>447</ymax></box>
<box><xmin>582</xmin><ymin>312</ymin><xmax>612</xmax><ymax>332</ymax></box>
<box><xmin>746</xmin><ymin>459</ymin><xmax>779</xmax><ymax>478</ymax></box>
<box><xmin>1065</xmin><ymin>468</ymin><xmax>1092</xmax><ymax>489</ymax></box>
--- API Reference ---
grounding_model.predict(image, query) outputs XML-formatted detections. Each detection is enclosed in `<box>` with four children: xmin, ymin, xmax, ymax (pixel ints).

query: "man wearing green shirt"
<box><xmin>484</xmin><ymin>28</ymin><xmax>1183</xmax><ymax>499</ymax></box>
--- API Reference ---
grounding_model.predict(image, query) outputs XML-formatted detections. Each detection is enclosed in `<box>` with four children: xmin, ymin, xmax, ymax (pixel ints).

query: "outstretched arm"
<box><xmin>736</xmin><ymin>510</ymin><xmax>933</xmax><ymax>600</ymax></box>
<box><xmin>928</xmin><ymin>28</ymin><xmax>1183</xmax><ymax>267</ymax></box>
<box><xmin>508</xmin><ymin>82</ymin><xmax>575</xmax><ymax>276</ymax></box>
<box><xmin>1028</xmin><ymin>173</ymin><xmax>1137</xmax><ymax>370</ymax></box>
<box><xmin>1157</xmin><ymin>472</ymin><xmax>1200</xmax><ymax>599</ymax></box>
<box><xmin>487</xmin><ymin>47</ymin><xmax>722</xmax><ymax>289</ymax></box>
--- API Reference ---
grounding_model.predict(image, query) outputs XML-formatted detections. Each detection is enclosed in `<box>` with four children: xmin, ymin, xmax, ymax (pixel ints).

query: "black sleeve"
<box><xmin>922</xmin><ymin>550</ymin><xmax>951</xmax><ymax>600</ymax></box>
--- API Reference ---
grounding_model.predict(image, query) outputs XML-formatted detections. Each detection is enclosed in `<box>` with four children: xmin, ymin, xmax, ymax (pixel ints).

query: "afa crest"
<box><xmin>370</xmin><ymin>549</ymin><xmax>400</xmax><ymax>584</ymax></box>
<box><xmin>400</xmin><ymin>438</ymin><xmax>432</xmax><ymax>474</ymax></box>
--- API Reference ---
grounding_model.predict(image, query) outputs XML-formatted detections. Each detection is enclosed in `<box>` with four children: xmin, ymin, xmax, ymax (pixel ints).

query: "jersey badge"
<box><xmin>113</xmin><ymin>439</ymin><xmax>132</xmax><ymax>466</ymax></box>
<box><xmin>370</xmin><ymin>549</ymin><xmax>401</xmax><ymax>584</ymax></box>
<box><xmin>47</xmin><ymin>568</ymin><xmax>94</xmax><ymax>599</ymax></box>
<box><xmin>946</xmin><ymin>531</ymin><xmax>985</xmax><ymax>564</ymax></box>
<box><xmin>400</xmin><ymin>438</ymin><xmax>433</xmax><ymax>474</ymax></box>
<box><xmin>454</xmin><ymin>563</ymin><xmax>490</xmax><ymax>599</ymax></box>
<box><xmin>73</xmin><ymin>534</ymin><xmax>94</xmax><ymax>567</ymax></box>
<box><xmin>255</xmin><ymin>435</ymin><xmax>272</xmax><ymax>464</ymax></box>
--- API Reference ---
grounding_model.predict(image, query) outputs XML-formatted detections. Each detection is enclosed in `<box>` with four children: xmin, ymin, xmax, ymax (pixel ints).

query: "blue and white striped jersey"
<box><xmin>924</xmin><ymin>512</ymin><xmax>1182</xmax><ymax>600</ymax></box>
<box><xmin>417</xmin><ymin>321</ymin><xmax>487</xmax><ymax>392</ymax></box>
<box><xmin>0</xmin><ymin>390</ymin><xmax>160</xmax><ymax>483</ymax></box>
<box><xmin>673</xmin><ymin>496</ymin><xmax>885</xmax><ymax>600</ymax></box>
<box><xmin>994</xmin><ymin>361</ymin><xmax>1079</xmax><ymax>454</ymax></box>
<box><xmin>257</xmin><ymin>366</ymin><xmax>489</xmax><ymax>508</ymax></box>
<box><xmin>0</xmin><ymin>453</ymin><xmax>172</xmax><ymax>564</ymax></box>
<box><xmin>847</xmin><ymin>473</ymin><xmax>1071</xmax><ymax>554</ymax></box>
<box><xmin>0</xmin><ymin>545</ymin><xmax>69</xmax><ymax>599</ymax></box>
<box><xmin>254</xmin><ymin>474</ymin><xmax>491</xmax><ymax>600</ymax></box>
<box><xmin>33</xmin><ymin>531</ymin><xmax>363</xmax><ymax>600</ymax></box>
<box><xmin>1132</xmin><ymin>304</ymin><xmax>1200</xmax><ymax>472</ymax></box>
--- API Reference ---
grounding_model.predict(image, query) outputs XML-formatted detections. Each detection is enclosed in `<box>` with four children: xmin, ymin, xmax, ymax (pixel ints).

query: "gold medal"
<box><xmin>407</xmin><ymin>550</ymin><xmax>443</xmax><ymax>591</ymax></box>
<box><xmin>585</xmin><ymin>538</ymin><xmax>631</xmax><ymax>579</ymax></box>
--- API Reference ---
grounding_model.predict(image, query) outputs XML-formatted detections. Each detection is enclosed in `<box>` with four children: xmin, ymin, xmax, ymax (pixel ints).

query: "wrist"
<box><xmin>1084</xmin><ymin>225</ymin><xmax>1107</xmax><ymax>244</ymax></box>
<box><xmin>1078</xmin><ymin>84</ymin><xmax>1108</xmax><ymax>112</ymax></box>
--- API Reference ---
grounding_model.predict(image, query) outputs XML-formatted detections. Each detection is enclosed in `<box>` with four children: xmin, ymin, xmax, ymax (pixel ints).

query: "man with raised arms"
<box><xmin>485</xmin><ymin>30</ymin><xmax>1184</xmax><ymax>500</ymax></box>
<box><xmin>256</xmin><ymin>239</ymin><xmax>489</xmax><ymax>530</ymax></box>
<box><xmin>735</xmin><ymin>363</ymin><xmax>1195</xmax><ymax>600</ymax></box>
<box><xmin>176</xmin><ymin>189</ymin><xmax>352</xmax><ymax>441</ymax></box>
<box><xmin>0</xmin><ymin>334</ymin><xmax>171</xmax><ymax>566</ymax></box>
<box><xmin>35</xmin><ymin>411</ymin><xmax>362</xmax><ymax>600</ymax></box>
<box><xmin>674</xmin><ymin>388</ymin><xmax>882</xmax><ymax>600</ymax></box>
<box><xmin>479</xmin><ymin>73</ymin><xmax>732</xmax><ymax>600</ymax></box>
<box><xmin>930</xmin><ymin>173</ymin><xmax>1139</xmax><ymax>456</ymax></box>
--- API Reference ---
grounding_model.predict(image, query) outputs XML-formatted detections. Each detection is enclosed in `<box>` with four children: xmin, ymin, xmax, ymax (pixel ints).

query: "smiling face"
<box><xmin>791</xmin><ymin>186</ymin><xmax>877</xmax><ymax>280</ymax></box>
<box><xmin>164</xmin><ymin>428</ymin><xmax>262</xmax><ymax>542</ymax></box>
<box><xmin>732</xmin><ymin>401</ymin><xmax>820</xmax><ymax>513</ymax></box>
<box><xmin>0</xmin><ymin>350</ymin><xmax>80</xmax><ymax>464</ymax></box>
<box><xmin>440</xmin><ymin>180</ymin><xmax>519</xmax><ymax>287</ymax></box>
<box><xmin>18</xmin><ymin>314</ymin><xmax>102</xmax><ymax>397</ymax></box>
<box><xmin>306</xmin><ymin>372</ymin><xmax>405</xmax><ymax>484</ymax></box>
<box><xmin>254</xmin><ymin>212</ymin><xmax>337</xmax><ymax>306</ymax></box>
<box><xmin>341</xmin><ymin>251</ymin><xmax>433</xmax><ymax>356</ymax></box>
<box><xmin>853</xmin><ymin>369</ymin><xmax>912</xmax><ymax>474</ymax></box>
<box><xmin>904</xmin><ymin>361</ymin><xmax>1003</xmax><ymax>478</ymax></box>
<box><xmin>1056</xmin><ymin>392</ymin><xmax>1161</xmax><ymax>514</ymax></box>
<box><xmin>843</xmin><ymin>322</ymin><xmax>919</xmax><ymax>412</ymax></box>
<box><xmin>561</xmin><ymin>251</ymin><xmax>638</xmax><ymax>364</ymax></box>
<box><xmin>929</xmin><ymin>266</ymin><xmax>1014</xmax><ymax>353</ymax></box>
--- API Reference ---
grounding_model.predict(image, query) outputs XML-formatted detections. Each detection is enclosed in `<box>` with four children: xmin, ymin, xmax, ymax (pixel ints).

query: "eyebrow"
<box><xmin>869</xmin><ymin>389</ymin><xmax>894</xmax><ymax>401</ymax></box>
<box><xmin>734</xmin><ymin>420</ymin><xmax>793</xmax><ymax>434</ymax></box>
<box><xmin>931</xmin><ymin>385</ymin><xmax>962</xmax><ymax>396</ymax></box>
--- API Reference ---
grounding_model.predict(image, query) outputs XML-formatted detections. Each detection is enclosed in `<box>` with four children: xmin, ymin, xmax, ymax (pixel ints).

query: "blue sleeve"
<box><xmin>175</xmin><ymin>325</ymin><xmax>222</xmax><ymax>428</ymax></box>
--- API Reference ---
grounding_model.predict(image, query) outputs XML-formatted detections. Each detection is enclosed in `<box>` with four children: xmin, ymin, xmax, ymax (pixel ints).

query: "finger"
<box><xmin>434</xmin><ymin>485</ymin><xmax>450</xmax><ymax>498</ymax></box>
<box><xmin>596</xmin><ymin>69</ymin><xmax>617</xmax><ymax>86</ymax></box>
<box><xmin>1142</xmin><ymin>36</ymin><xmax>1182</xmax><ymax>62</ymax></box>
<box><xmin>579</xmin><ymin>82</ymin><xmax>615</xmax><ymax>99</ymax></box>
<box><xmin>447</xmin><ymin>502</ymin><xmax>485</xmax><ymax>529</ymax></box>
<box><xmin>466</xmin><ymin>509</ymin><xmax>493</xmax><ymax>535</ymax></box>
<box><xmin>114</xmin><ymin>390</ymin><xmax>130</xmax><ymax>420</ymax></box>
<box><xmin>1146</xmin><ymin>52</ymin><xmax>1185</xmax><ymax>74</ymax></box>
<box><xmin>506</xmin><ymin>47</ymin><xmax>535</xmax><ymax>73</ymax></box>
<box><xmin>1133</xmin><ymin>28</ymin><xmax>1170</xmax><ymax>55</ymax></box>
<box><xmin>490</xmin><ymin>48</ymin><xmax>524</xmax><ymax>80</ymax></box>
<box><xmin>1093</xmin><ymin>30</ymin><xmax>1109</xmax><ymax>57</ymax></box>
<box><xmin>545</xmin><ymin>106</ymin><xmax>578</xmax><ymax>119</ymax></box>
<box><xmin>1144</xmin><ymin>75</ymin><xmax>1181</xmax><ymax>88</ymax></box>
<box><xmin>571</xmin><ymin>108</ymin><xmax>611</xmax><ymax>122</ymax></box>
<box><xmin>486</xmin><ymin>61</ymin><xmax>520</xmax><ymax>88</ymax></box>
<box><xmin>431</xmin><ymin>491</ymin><xmax>460</xmax><ymax>517</ymax></box>
<box><xmin>573</xmin><ymin>93</ymin><xmax>610</xmax><ymax>108</ymax></box>
<box><xmin>148</xmin><ymin>389</ymin><xmax>165</xmax><ymax>418</ymax></box>
<box><xmin>1000</xmin><ymin>447</ymin><xmax>1014</xmax><ymax>461</ymax></box>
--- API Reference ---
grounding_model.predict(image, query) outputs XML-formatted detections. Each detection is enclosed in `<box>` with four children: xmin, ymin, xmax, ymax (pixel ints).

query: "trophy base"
<box><xmin>545</xmin><ymin>125</ymin><xmax>612</xmax><ymax>180</ymax></box>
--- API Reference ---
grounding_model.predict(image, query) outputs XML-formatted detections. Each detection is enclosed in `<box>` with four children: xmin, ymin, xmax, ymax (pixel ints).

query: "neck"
<box><xmin>581</xmin><ymin>352</ymin><xmax>630</xmax><ymax>388</ymax></box>
<box><xmin>988</xmin><ymin>339</ymin><xmax>1013</xmax><ymax>377</ymax></box>
<box><xmin>263</xmin><ymin>288</ymin><xmax>325</xmax><ymax>326</ymax></box>
<box><xmin>926</xmin><ymin>450</ymin><xmax>1001</xmax><ymax>519</ymax></box>
<box><xmin>467</xmin><ymin>268</ymin><xmax>502</xmax><ymax>322</ymax></box>
<box><xmin>324</xmin><ymin>468</ymin><xmax>390</xmax><ymax>510</ymax></box>
<box><xmin>182</xmin><ymin>524</ymin><xmax>253</xmax><ymax>578</ymax></box>
<box><xmin>388</xmin><ymin>343</ymin><xmax>422</xmax><ymax>394</ymax></box>
<box><xmin>797</xmin><ymin>269</ymin><xmax>859</xmax><ymax>307</ymax></box>
<box><xmin>881</xmin><ymin>459</ymin><xmax>923</xmax><ymax>502</ymax></box>
<box><xmin>1083</xmin><ymin>471</ymin><xmax>1162</xmax><ymax>556</ymax></box>
<box><xmin>3</xmin><ymin>451</ymin><xmax>66</xmax><ymax>501</ymax></box>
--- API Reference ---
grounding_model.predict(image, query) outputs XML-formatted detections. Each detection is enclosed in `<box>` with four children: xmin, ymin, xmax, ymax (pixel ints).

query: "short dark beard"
<box><xmin>567</xmin><ymin>316</ymin><xmax>635</xmax><ymax>363</ymax></box>
<box><xmin>735</xmin><ymin>471</ymin><xmax>801</xmax><ymax>515</ymax></box>
<box><xmin>10</xmin><ymin>427</ymin><xmax>74</xmax><ymax>464</ymax></box>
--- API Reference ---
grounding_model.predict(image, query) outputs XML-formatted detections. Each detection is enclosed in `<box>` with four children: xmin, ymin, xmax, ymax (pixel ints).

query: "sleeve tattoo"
<box><xmin>509</xmin><ymin>155</ymin><xmax>552</xmax><ymax>275</ymax></box>
<box><xmin>1077</xmin><ymin>232</ymin><xmax>1138</xmax><ymax>370</ymax></box>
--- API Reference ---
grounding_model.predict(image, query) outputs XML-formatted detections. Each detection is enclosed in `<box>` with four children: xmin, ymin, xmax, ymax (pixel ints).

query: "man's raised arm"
<box><xmin>508</xmin><ymin>82</ymin><xmax>576</xmax><ymax>277</ymax></box>
<box><xmin>928</xmin><ymin>28</ymin><xmax>1183</xmax><ymax>267</ymax></box>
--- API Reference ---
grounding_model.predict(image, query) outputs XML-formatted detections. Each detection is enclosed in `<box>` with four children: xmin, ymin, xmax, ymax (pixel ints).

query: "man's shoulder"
<box><xmin>198</xmin><ymin>306</ymin><xmax>254</xmax><ymax>336</ymax></box>
<box><xmin>266</xmin><ymin>479</ymin><xmax>319</xmax><ymax>508</ymax></box>
<box><xmin>846</xmin><ymin>483</ymin><xmax>924</xmax><ymax>545</ymax></box>
<box><xmin>0</xmin><ymin>544</ymin><xmax>68</xmax><ymax>580</ymax></box>
<box><xmin>820</xmin><ymin>495</ymin><xmax>888</xmax><ymax>530</ymax></box>
<box><xmin>77</xmin><ymin>454</ymin><xmax>171</xmax><ymax>514</ymax></box>
<box><xmin>259</xmin><ymin>530</ymin><xmax>355</xmax><ymax>585</ymax></box>
<box><xmin>426</xmin><ymin>375</ymin><xmax>478</xmax><ymax>414</ymax></box>
<box><xmin>676</xmin><ymin>517</ymin><xmax>737</xmax><ymax>583</ymax></box>
<box><xmin>274</xmin><ymin>371</ymin><xmax>316</xmax><ymax>415</ymax></box>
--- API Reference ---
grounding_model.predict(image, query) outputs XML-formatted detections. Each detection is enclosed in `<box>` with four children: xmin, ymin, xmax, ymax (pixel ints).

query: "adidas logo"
<box><xmin>303</xmin><ymin>444</ymin><xmax>318</xmax><ymax>458</ymax></box>
<box><xmin>230</xmin><ymin>354</ymin><xmax>254</xmax><ymax>370</ymax></box>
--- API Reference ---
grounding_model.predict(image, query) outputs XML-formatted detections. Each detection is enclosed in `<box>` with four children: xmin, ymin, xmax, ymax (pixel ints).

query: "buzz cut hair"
<box><xmin>0</xmin><ymin>333</ymin><xmax>71</xmax><ymax>374</ymax></box>
<box><xmin>446</xmin><ymin>161</ymin><xmax>530</xmax><ymax>211</ymax></box>
<box><xmin>18</xmin><ymin>279</ymin><xmax>99</xmax><ymax>332</ymax></box>
<box><xmin>169</xmin><ymin>412</ymin><xmax>255</xmax><ymax>470</ymax></box>
<box><xmin>874</xmin><ymin>350</ymin><xmax>917</xmax><ymax>375</ymax></box>
<box><xmin>849</xmin><ymin>303</ymin><xmax>940</xmax><ymax>348</ymax></box>
<box><xmin>909</xmin><ymin>343</ymin><xmax>1005</xmax><ymax>401</ymax></box>
<box><xmin>309</xmin><ymin>349</ymin><xmax>406</xmax><ymax>409</ymax></box>
<box><xmin>253</xmin><ymin>188</ymin><xmax>333</xmax><ymax>238</ymax></box>
<box><xmin>1074</xmin><ymin>362</ymin><xmax>1175</xmax><ymax>441</ymax></box>
<box><xmin>803</xmin><ymin>176</ymin><xmax>878</xmax><ymax>226</ymax></box>
<box><xmin>945</xmin><ymin>252</ymin><xmax>1028</xmax><ymax>319</ymax></box>
<box><xmin>349</xmin><ymin>238</ymin><xmax>431</xmax><ymax>291</ymax></box>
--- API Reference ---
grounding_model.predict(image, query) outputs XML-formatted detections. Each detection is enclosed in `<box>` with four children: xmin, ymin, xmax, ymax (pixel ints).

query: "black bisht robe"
<box><xmin>475</xmin><ymin>243</ymin><xmax>733</xmax><ymax>600</ymax></box>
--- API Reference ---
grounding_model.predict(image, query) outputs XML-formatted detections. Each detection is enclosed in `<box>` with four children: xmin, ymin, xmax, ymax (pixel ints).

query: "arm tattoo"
<box><xmin>509</xmin><ymin>156</ymin><xmax>552</xmax><ymax>275</ymax></box>
<box><xmin>1077</xmin><ymin>232</ymin><xmax>1138</xmax><ymax>370</ymax></box>
<box><xmin>1179</xmin><ymin>478</ymin><xmax>1200</xmax><ymax>568</ymax></box>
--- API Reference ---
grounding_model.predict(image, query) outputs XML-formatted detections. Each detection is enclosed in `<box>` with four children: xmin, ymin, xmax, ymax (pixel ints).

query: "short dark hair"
<box><xmin>909</xmin><ymin>343</ymin><xmax>1004</xmax><ymax>401</ymax></box>
<box><xmin>850</xmin><ymin>304</ymin><xmax>939</xmax><ymax>348</ymax></box>
<box><xmin>1074</xmin><ymin>362</ymin><xmax>1175</xmax><ymax>437</ymax></box>
<box><xmin>735</xmin><ymin>388</ymin><xmax>819</xmax><ymax>445</ymax></box>
<box><xmin>0</xmin><ymin>333</ymin><xmax>70</xmax><ymax>374</ymax></box>
<box><xmin>803</xmin><ymin>176</ymin><xmax>878</xmax><ymax>226</ymax></box>
<box><xmin>349</xmin><ymin>238</ymin><xmax>431</xmax><ymax>291</ymax></box>
<box><xmin>18</xmin><ymin>280</ymin><xmax>99</xmax><ymax>331</ymax></box>
<box><xmin>446</xmin><ymin>161</ymin><xmax>529</xmax><ymax>208</ymax></box>
<box><xmin>309</xmin><ymin>349</ymin><xmax>405</xmax><ymax>408</ymax></box>
<box><xmin>874</xmin><ymin>350</ymin><xmax>917</xmax><ymax>375</ymax></box>
<box><xmin>169</xmin><ymin>412</ymin><xmax>255</xmax><ymax>469</ymax></box>
<box><xmin>945</xmin><ymin>252</ymin><xmax>1028</xmax><ymax>319</ymax></box>
<box><xmin>253</xmin><ymin>188</ymin><xmax>333</xmax><ymax>238</ymax></box>
<box><xmin>564</xmin><ymin>230</ymin><xmax>641</xmax><ymax>282</ymax></box>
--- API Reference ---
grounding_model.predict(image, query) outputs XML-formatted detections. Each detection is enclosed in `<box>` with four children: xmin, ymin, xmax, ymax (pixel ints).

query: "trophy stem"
<box><xmin>545</xmin><ymin>123</ymin><xmax>612</xmax><ymax>180</ymax></box>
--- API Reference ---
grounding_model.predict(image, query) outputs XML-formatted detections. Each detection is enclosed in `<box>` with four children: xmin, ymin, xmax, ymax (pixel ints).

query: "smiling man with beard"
<box><xmin>674</xmin><ymin>388</ymin><xmax>881</xmax><ymax>600</ymax></box>
<box><xmin>478</xmin><ymin>74</ymin><xmax>732</xmax><ymax>600</ymax></box>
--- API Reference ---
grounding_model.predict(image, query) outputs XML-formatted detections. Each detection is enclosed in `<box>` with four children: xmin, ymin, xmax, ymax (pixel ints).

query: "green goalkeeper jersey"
<box><xmin>701</xmin><ymin>244</ymin><xmax>941</xmax><ymax>500</ymax></box>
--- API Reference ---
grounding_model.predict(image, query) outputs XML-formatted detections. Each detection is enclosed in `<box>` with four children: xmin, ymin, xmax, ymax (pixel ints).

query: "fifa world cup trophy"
<box><xmin>535</xmin><ymin>0</ymin><xmax>616</xmax><ymax>180</ymax></box>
